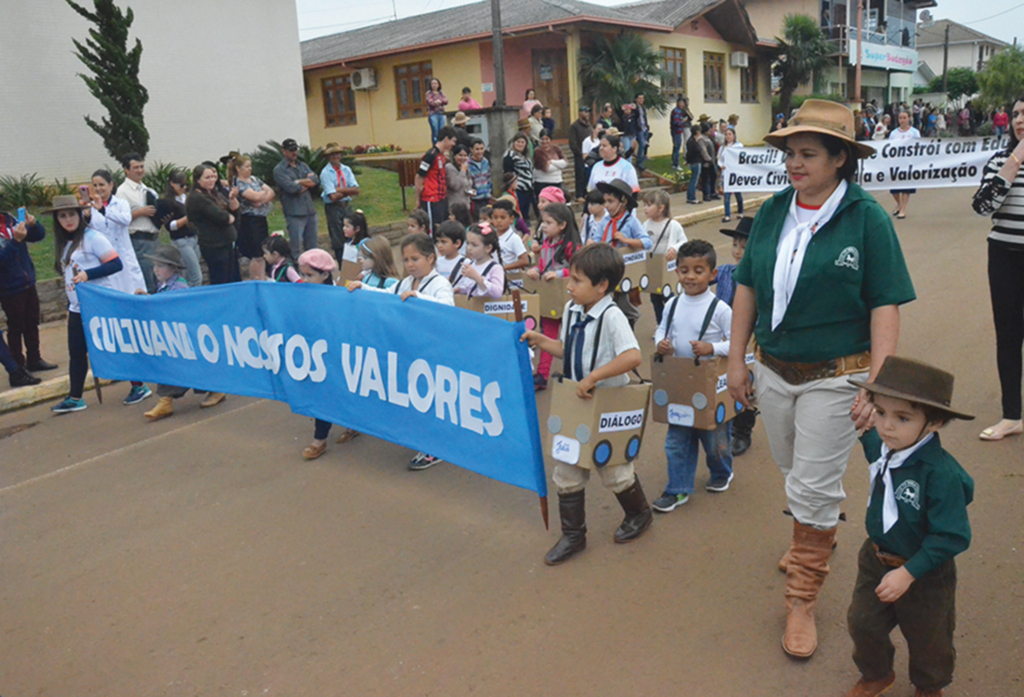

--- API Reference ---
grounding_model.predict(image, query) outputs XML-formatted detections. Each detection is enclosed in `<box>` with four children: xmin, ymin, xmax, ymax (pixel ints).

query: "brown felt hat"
<box><xmin>764</xmin><ymin>99</ymin><xmax>876</xmax><ymax>159</ymax></box>
<box><xmin>41</xmin><ymin>195</ymin><xmax>87</xmax><ymax>213</ymax></box>
<box><xmin>517</xmin><ymin>118</ymin><xmax>531</xmax><ymax>129</ymax></box>
<box><xmin>144</xmin><ymin>244</ymin><xmax>186</xmax><ymax>270</ymax></box>
<box><xmin>849</xmin><ymin>356</ymin><xmax>974</xmax><ymax>421</ymax></box>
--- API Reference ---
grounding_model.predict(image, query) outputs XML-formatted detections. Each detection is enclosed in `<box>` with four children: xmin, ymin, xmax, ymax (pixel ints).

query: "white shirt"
<box><xmin>114</xmin><ymin>178</ymin><xmax>158</xmax><ymax>234</ymax></box>
<box><xmin>581</xmin><ymin>136</ymin><xmax>600</xmax><ymax>155</ymax></box>
<box><xmin>654</xmin><ymin>289</ymin><xmax>732</xmax><ymax>358</ymax></box>
<box><xmin>342</xmin><ymin>244</ymin><xmax>359</xmax><ymax>263</ymax></box>
<box><xmin>717</xmin><ymin>141</ymin><xmax>744</xmax><ymax>168</ymax></box>
<box><xmin>587</xmin><ymin>157</ymin><xmax>640</xmax><ymax>192</ymax></box>
<box><xmin>888</xmin><ymin>126</ymin><xmax>921</xmax><ymax>141</ymax></box>
<box><xmin>87</xmin><ymin>197</ymin><xmax>146</xmax><ymax>293</ymax></box>
<box><xmin>559</xmin><ymin>294</ymin><xmax>639</xmax><ymax>388</ymax></box>
<box><xmin>361</xmin><ymin>269</ymin><xmax>455</xmax><ymax>305</ymax></box>
<box><xmin>644</xmin><ymin>218</ymin><xmax>687</xmax><ymax>256</ymax></box>
<box><xmin>498</xmin><ymin>229</ymin><xmax>528</xmax><ymax>266</ymax></box>
<box><xmin>63</xmin><ymin>229</ymin><xmax>119</xmax><ymax>313</ymax></box>
<box><xmin>434</xmin><ymin>253</ymin><xmax>465</xmax><ymax>280</ymax></box>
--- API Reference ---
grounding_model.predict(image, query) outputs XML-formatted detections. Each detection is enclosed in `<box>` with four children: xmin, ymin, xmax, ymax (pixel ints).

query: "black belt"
<box><xmin>132</xmin><ymin>231</ymin><xmax>158</xmax><ymax>241</ymax></box>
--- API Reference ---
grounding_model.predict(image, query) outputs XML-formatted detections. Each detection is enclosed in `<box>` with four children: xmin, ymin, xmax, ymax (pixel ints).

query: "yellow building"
<box><xmin>302</xmin><ymin>0</ymin><xmax>774</xmax><ymax>156</ymax></box>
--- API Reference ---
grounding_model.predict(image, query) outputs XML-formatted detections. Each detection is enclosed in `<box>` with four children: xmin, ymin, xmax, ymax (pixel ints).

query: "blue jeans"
<box><xmin>286</xmin><ymin>213</ymin><xmax>320</xmax><ymax>255</ymax></box>
<box><xmin>620</xmin><ymin>135</ymin><xmax>635</xmax><ymax>159</ymax></box>
<box><xmin>671</xmin><ymin>132</ymin><xmax>682</xmax><ymax>168</ymax></box>
<box><xmin>635</xmin><ymin>132</ymin><xmax>648</xmax><ymax>170</ymax></box>
<box><xmin>724</xmin><ymin>191</ymin><xmax>744</xmax><ymax>218</ymax></box>
<box><xmin>428</xmin><ymin>113</ymin><xmax>446</xmax><ymax>144</ymax></box>
<box><xmin>172</xmin><ymin>236</ymin><xmax>203</xmax><ymax>287</ymax></box>
<box><xmin>664</xmin><ymin>422</ymin><xmax>732</xmax><ymax>495</ymax></box>
<box><xmin>996</xmin><ymin>126</ymin><xmax>1006</xmax><ymax>137</ymax></box>
<box><xmin>686</xmin><ymin>162</ymin><xmax>702</xmax><ymax>202</ymax></box>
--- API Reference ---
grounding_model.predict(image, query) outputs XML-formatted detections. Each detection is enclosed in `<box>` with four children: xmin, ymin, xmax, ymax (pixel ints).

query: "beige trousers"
<box><xmin>753</xmin><ymin>360</ymin><xmax>861</xmax><ymax>529</ymax></box>
<box><xmin>553</xmin><ymin>462</ymin><xmax>635</xmax><ymax>495</ymax></box>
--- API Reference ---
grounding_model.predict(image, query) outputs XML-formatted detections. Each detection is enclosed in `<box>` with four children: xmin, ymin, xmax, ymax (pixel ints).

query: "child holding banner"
<box><xmin>521</xmin><ymin>243</ymin><xmax>653</xmax><ymax>565</ymax></box>
<box><xmin>451</xmin><ymin>223</ymin><xmax>506</xmax><ymax>299</ymax></box>
<box><xmin>356</xmin><ymin>237</ymin><xmax>399</xmax><ymax>290</ymax></box>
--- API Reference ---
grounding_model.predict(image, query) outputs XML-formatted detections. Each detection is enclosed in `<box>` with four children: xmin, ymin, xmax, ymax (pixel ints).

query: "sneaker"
<box><xmin>409</xmin><ymin>451</ymin><xmax>427</xmax><ymax>466</ymax></box>
<box><xmin>533</xmin><ymin>373</ymin><xmax>548</xmax><ymax>391</ymax></box>
<box><xmin>123</xmin><ymin>384</ymin><xmax>152</xmax><ymax>406</ymax></box>
<box><xmin>409</xmin><ymin>453</ymin><xmax>443</xmax><ymax>471</ymax></box>
<box><xmin>51</xmin><ymin>396</ymin><xmax>87</xmax><ymax>414</ymax></box>
<box><xmin>706</xmin><ymin>472</ymin><xmax>734</xmax><ymax>492</ymax></box>
<box><xmin>9</xmin><ymin>367</ymin><xmax>41</xmax><ymax>387</ymax></box>
<box><xmin>652</xmin><ymin>492</ymin><xmax>689</xmax><ymax>512</ymax></box>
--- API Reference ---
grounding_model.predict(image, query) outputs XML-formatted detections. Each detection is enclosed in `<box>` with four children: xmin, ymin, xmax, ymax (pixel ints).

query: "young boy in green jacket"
<box><xmin>844</xmin><ymin>356</ymin><xmax>973</xmax><ymax>697</ymax></box>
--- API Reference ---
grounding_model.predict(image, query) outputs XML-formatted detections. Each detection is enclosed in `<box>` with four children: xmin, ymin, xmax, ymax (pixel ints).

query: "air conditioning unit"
<box><xmin>351</xmin><ymin>68</ymin><xmax>377</xmax><ymax>90</ymax></box>
<box><xmin>730</xmin><ymin>52</ymin><xmax>750</xmax><ymax>68</ymax></box>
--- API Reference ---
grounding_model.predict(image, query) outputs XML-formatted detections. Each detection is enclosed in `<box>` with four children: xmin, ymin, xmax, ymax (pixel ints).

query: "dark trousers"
<box><xmin>324</xmin><ymin>201</ymin><xmax>350</xmax><ymax>250</ymax></box>
<box><xmin>67</xmin><ymin>311</ymin><xmax>89</xmax><ymax>399</ymax></box>
<box><xmin>0</xmin><ymin>285</ymin><xmax>42</xmax><ymax>366</ymax></box>
<box><xmin>0</xmin><ymin>332</ymin><xmax>18</xmax><ymax>374</ymax></box>
<box><xmin>650</xmin><ymin>293</ymin><xmax>667</xmax><ymax>325</ymax></box>
<box><xmin>848</xmin><ymin>538</ymin><xmax>957</xmax><ymax>692</ymax></box>
<box><xmin>132</xmin><ymin>235</ymin><xmax>159</xmax><ymax>294</ymax></box>
<box><xmin>573</xmin><ymin>156</ymin><xmax>586</xmax><ymax>199</ymax></box>
<box><xmin>314</xmin><ymin>418</ymin><xmax>333</xmax><ymax>440</ymax></box>
<box><xmin>988</xmin><ymin>241</ymin><xmax>1024</xmax><ymax>419</ymax></box>
<box><xmin>201</xmin><ymin>244</ymin><xmax>241</xmax><ymax>285</ymax></box>
<box><xmin>420</xmin><ymin>199</ymin><xmax>449</xmax><ymax>235</ymax></box>
<box><xmin>515</xmin><ymin>188</ymin><xmax>536</xmax><ymax>224</ymax></box>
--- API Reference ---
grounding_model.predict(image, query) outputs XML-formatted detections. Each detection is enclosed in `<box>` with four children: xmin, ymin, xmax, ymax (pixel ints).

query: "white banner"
<box><xmin>722</xmin><ymin>136</ymin><xmax>1010</xmax><ymax>193</ymax></box>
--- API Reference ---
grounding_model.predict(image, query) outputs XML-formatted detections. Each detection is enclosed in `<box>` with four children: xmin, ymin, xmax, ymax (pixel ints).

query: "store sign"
<box><xmin>848</xmin><ymin>43</ymin><xmax>917</xmax><ymax>72</ymax></box>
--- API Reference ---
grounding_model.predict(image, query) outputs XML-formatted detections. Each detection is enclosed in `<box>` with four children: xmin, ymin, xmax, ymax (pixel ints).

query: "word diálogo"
<box><xmin>598</xmin><ymin>409</ymin><xmax>645</xmax><ymax>433</ymax></box>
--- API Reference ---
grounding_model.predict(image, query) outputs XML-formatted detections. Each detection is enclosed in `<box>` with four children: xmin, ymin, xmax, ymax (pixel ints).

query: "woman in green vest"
<box><xmin>726</xmin><ymin>100</ymin><xmax>916</xmax><ymax>659</ymax></box>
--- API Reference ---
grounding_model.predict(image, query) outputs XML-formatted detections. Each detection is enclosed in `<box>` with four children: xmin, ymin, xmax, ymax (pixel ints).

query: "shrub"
<box><xmin>0</xmin><ymin>173</ymin><xmax>48</xmax><ymax>208</ymax></box>
<box><xmin>141</xmin><ymin>160</ymin><xmax>181</xmax><ymax>194</ymax></box>
<box><xmin>976</xmin><ymin>122</ymin><xmax>995</xmax><ymax>137</ymax></box>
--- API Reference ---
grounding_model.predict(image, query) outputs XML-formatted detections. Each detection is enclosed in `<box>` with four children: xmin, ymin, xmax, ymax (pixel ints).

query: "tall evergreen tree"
<box><xmin>67</xmin><ymin>0</ymin><xmax>149</xmax><ymax>159</ymax></box>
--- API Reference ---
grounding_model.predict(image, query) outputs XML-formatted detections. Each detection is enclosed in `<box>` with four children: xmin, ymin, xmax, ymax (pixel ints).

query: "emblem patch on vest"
<box><xmin>835</xmin><ymin>246</ymin><xmax>860</xmax><ymax>270</ymax></box>
<box><xmin>894</xmin><ymin>480</ymin><xmax>921</xmax><ymax>510</ymax></box>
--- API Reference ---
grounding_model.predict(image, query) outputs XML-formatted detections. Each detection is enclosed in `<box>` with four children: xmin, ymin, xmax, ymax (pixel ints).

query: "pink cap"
<box><xmin>297</xmin><ymin>248</ymin><xmax>338</xmax><ymax>272</ymax></box>
<box><xmin>538</xmin><ymin>186</ymin><xmax>566</xmax><ymax>203</ymax></box>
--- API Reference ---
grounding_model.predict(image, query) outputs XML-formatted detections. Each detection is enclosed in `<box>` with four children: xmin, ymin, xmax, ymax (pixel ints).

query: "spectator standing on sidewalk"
<box><xmin>115</xmin><ymin>153</ymin><xmax>159</xmax><ymax>293</ymax></box>
<box><xmin>319</xmin><ymin>142</ymin><xmax>360</xmax><ymax>265</ymax></box>
<box><xmin>568</xmin><ymin>105</ymin><xmax>592</xmax><ymax>201</ymax></box>
<box><xmin>670</xmin><ymin>96</ymin><xmax>692</xmax><ymax>170</ymax></box>
<box><xmin>273</xmin><ymin>138</ymin><xmax>320</xmax><ymax>255</ymax></box>
<box><xmin>159</xmin><ymin>170</ymin><xmax>202</xmax><ymax>287</ymax></box>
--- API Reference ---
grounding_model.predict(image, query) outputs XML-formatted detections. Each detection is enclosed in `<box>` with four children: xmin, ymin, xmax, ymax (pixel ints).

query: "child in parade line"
<box><xmin>48</xmin><ymin>196</ymin><xmax>124</xmax><ymax>414</ymax></box>
<box><xmin>408</xmin><ymin>208</ymin><xmax>431</xmax><ymax>237</ymax></box>
<box><xmin>451</xmin><ymin>223</ymin><xmax>506</xmax><ymax>299</ymax></box>
<box><xmin>449</xmin><ymin>202</ymin><xmax>473</xmax><ymax>228</ymax></box>
<box><xmin>477</xmin><ymin>205</ymin><xmax>493</xmax><ymax>226</ymax></box>
<box><xmin>532</xmin><ymin>185</ymin><xmax>567</xmax><ymax>251</ymax></box>
<box><xmin>263</xmin><ymin>233</ymin><xmax>301</xmax><ymax>283</ymax></box>
<box><xmin>716</xmin><ymin>216</ymin><xmax>757</xmax><ymax>456</ymax></box>
<box><xmin>580</xmin><ymin>189</ymin><xmax>605</xmax><ymax>245</ymax></box>
<box><xmin>0</xmin><ymin>205</ymin><xmax>57</xmax><ymax>385</ymax></box>
<box><xmin>434</xmin><ymin>220</ymin><xmax>467</xmax><ymax>283</ymax></box>
<box><xmin>641</xmin><ymin>189</ymin><xmax>687</xmax><ymax>325</ymax></box>
<box><xmin>496</xmin><ymin>173</ymin><xmax>532</xmax><ymax>238</ymax></box>
<box><xmin>357</xmin><ymin>236</ymin><xmax>399</xmax><ymax>290</ymax></box>
<box><xmin>340</xmin><ymin>210</ymin><xmax>370</xmax><ymax>268</ymax></box>
<box><xmin>349</xmin><ymin>233</ymin><xmax>455</xmax><ymax>470</ymax></box>
<box><xmin>490</xmin><ymin>200</ymin><xmax>529</xmax><ymax>271</ymax></box>
<box><xmin>651</xmin><ymin>240</ymin><xmax>734</xmax><ymax>513</ymax></box>
<box><xmin>593</xmin><ymin>179</ymin><xmax>652</xmax><ymax>329</ymax></box>
<box><xmin>141</xmin><ymin>245</ymin><xmax>225</xmax><ymax>421</ymax></box>
<box><xmin>525</xmin><ymin>203</ymin><xmax>581</xmax><ymax>391</ymax></box>
<box><xmin>521</xmin><ymin>243</ymin><xmax>652</xmax><ymax>565</ymax></box>
<box><xmin>296</xmin><ymin>249</ymin><xmax>357</xmax><ymax>459</ymax></box>
<box><xmin>843</xmin><ymin>356</ymin><xmax>973</xmax><ymax>697</ymax></box>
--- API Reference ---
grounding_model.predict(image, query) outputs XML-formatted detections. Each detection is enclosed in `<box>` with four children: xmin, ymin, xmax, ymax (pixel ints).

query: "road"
<box><xmin>1</xmin><ymin>187</ymin><xmax>1022</xmax><ymax>696</ymax></box>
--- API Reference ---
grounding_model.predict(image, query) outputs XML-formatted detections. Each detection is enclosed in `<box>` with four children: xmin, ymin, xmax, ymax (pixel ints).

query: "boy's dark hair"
<box><xmin>690</xmin><ymin>124</ymin><xmax>700</xmax><ymax>136</ymax></box>
<box><xmin>462</xmin><ymin>86</ymin><xmax>472</xmax><ymax>94</ymax></box>
<box><xmin>470</xmin><ymin>137</ymin><xmax>485</xmax><ymax>148</ymax></box>
<box><xmin>569</xmin><ymin>243</ymin><xmax>624</xmax><ymax>294</ymax></box>
<box><xmin>865</xmin><ymin>392</ymin><xmax>951</xmax><ymax>427</ymax></box>
<box><xmin>478</xmin><ymin>205</ymin><xmax>493</xmax><ymax>219</ymax></box>
<box><xmin>530</xmin><ymin>104</ymin><xmax>543</xmax><ymax>116</ymax></box>
<box><xmin>585</xmin><ymin>189</ymin><xmax>606</xmax><ymax>206</ymax></box>
<box><xmin>408</xmin><ymin>208</ymin><xmax>430</xmax><ymax>230</ymax></box>
<box><xmin>449</xmin><ymin>202</ymin><xmax>473</xmax><ymax>227</ymax></box>
<box><xmin>677</xmin><ymin>239</ymin><xmax>717</xmax><ymax>269</ymax></box>
<box><xmin>400</xmin><ymin>232</ymin><xmax>436</xmax><ymax>259</ymax></box>
<box><xmin>491</xmin><ymin>198</ymin><xmax>517</xmax><ymax>218</ymax></box>
<box><xmin>435</xmin><ymin>220</ymin><xmax>466</xmax><ymax>246</ymax></box>
<box><xmin>437</xmin><ymin>126</ymin><xmax>458</xmax><ymax>142</ymax></box>
<box><xmin>119</xmin><ymin>152</ymin><xmax>143</xmax><ymax>169</ymax></box>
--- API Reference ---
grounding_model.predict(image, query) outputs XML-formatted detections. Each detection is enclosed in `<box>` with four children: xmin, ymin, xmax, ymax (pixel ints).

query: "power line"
<box><xmin>299</xmin><ymin>15</ymin><xmax>395</xmax><ymax>33</ymax></box>
<box><xmin>962</xmin><ymin>2</ymin><xmax>1024</xmax><ymax>25</ymax></box>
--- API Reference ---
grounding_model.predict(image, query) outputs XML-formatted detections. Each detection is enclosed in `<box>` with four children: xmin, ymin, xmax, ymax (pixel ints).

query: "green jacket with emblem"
<box><xmin>860</xmin><ymin>428</ymin><xmax>973</xmax><ymax>579</ymax></box>
<box><xmin>734</xmin><ymin>183</ymin><xmax>915</xmax><ymax>363</ymax></box>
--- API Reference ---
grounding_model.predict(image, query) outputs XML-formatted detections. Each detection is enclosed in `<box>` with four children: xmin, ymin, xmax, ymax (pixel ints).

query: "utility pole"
<box><xmin>854</xmin><ymin>0</ymin><xmax>863</xmax><ymax>103</ymax></box>
<box><xmin>942</xmin><ymin>23</ymin><xmax>950</xmax><ymax>93</ymax></box>
<box><xmin>491</xmin><ymin>0</ymin><xmax>506</xmax><ymax>107</ymax></box>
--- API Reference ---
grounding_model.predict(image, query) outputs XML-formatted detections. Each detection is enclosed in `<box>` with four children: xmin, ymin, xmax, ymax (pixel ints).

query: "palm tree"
<box><xmin>578</xmin><ymin>33</ymin><xmax>669</xmax><ymax>116</ymax></box>
<box><xmin>773</xmin><ymin>14</ymin><xmax>831</xmax><ymax>120</ymax></box>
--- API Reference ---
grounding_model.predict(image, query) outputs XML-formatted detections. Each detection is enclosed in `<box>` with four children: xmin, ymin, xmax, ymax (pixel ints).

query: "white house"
<box><xmin>916</xmin><ymin>19</ymin><xmax>1009</xmax><ymax>78</ymax></box>
<box><xmin>1</xmin><ymin>0</ymin><xmax>309</xmax><ymax>182</ymax></box>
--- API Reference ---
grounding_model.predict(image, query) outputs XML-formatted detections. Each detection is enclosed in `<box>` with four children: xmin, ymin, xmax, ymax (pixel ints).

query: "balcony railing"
<box><xmin>821</xmin><ymin>24</ymin><xmax>916</xmax><ymax>58</ymax></box>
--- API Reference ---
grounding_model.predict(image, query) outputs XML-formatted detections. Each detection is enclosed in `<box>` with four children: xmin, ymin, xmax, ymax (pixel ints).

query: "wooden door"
<box><xmin>532</xmin><ymin>49</ymin><xmax>570</xmax><ymax>137</ymax></box>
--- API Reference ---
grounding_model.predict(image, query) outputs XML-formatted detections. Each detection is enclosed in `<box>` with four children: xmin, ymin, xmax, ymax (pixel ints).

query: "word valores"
<box><xmin>87</xmin><ymin>317</ymin><xmax>504</xmax><ymax>437</ymax></box>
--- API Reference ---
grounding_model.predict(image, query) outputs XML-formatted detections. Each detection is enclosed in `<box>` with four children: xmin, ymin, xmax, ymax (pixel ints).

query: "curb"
<box><xmin>0</xmin><ymin>372</ymin><xmax>115</xmax><ymax>415</ymax></box>
<box><xmin>674</xmin><ymin>194</ymin><xmax>771</xmax><ymax>227</ymax></box>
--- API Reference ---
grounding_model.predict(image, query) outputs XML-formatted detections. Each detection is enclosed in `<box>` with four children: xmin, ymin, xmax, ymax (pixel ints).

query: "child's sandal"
<box><xmin>302</xmin><ymin>441</ymin><xmax>327</xmax><ymax>460</ymax></box>
<box><xmin>335</xmin><ymin>428</ymin><xmax>361</xmax><ymax>444</ymax></box>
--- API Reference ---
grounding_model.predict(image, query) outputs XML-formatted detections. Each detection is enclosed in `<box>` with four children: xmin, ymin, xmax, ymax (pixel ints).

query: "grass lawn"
<box><xmin>25</xmin><ymin>166</ymin><xmax>408</xmax><ymax>282</ymax></box>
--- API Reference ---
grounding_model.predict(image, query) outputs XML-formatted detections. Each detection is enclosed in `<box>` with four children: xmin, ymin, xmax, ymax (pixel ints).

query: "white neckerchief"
<box><xmin>771</xmin><ymin>180</ymin><xmax>848</xmax><ymax>330</ymax></box>
<box><xmin>868</xmin><ymin>432</ymin><xmax>934</xmax><ymax>533</ymax></box>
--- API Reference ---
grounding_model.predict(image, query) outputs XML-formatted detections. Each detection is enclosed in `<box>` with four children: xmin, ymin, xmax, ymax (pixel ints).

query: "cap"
<box><xmin>281</xmin><ymin>138</ymin><xmax>299</xmax><ymax>150</ymax></box>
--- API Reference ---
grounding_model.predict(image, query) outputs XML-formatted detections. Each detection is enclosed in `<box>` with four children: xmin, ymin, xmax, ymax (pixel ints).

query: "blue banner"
<box><xmin>78</xmin><ymin>283</ymin><xmax>547</xmax><ymax>497</ymax></box>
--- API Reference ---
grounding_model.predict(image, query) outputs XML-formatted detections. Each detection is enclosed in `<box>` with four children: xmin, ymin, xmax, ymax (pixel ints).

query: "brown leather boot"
<box><xmin>544</xmin><ymin>490</ymin><xmax>587</xmax><ymax>565</ymax></box>
<box><xmin>845</xmin><ymin>672</ymin><xmax>896</xmax><ymax>697</ymax></box>
<box><xmin>782</xmin><ymin>520</ymin><xmax>836</xmax><ymax>658</ymax></box>
<box><xmin>200</xmin><ymin>392</ymin><xmax>226</xmax><ymax>408</ymax></box>
<box><xmin>144</xmin><ymin>396</ymin><xmax>174</xmax><ymax>421</ymax></box>
<box><xmin>778</xmin><ymin>546</ymin><xmax>794</xmax><ymax>572</ymax></box>
<box><xmin>613</xmin><ymin>476</ymin><xmax>653</xmax><ymax>543</ymax></box>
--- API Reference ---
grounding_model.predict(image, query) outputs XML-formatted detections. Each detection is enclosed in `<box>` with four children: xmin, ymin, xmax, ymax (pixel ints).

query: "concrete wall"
<box><xmin>917</xmin><ymin>44</ymin><xmax>984</xmax><ymax>74</ymax></box>
<box><xmin>1</xmin><ymin>0</ymin><xmax>308</xmax><ymax>182</ymax></box>
<box><xmin>741</xmin><ymin>0</ymin><xmax>820</xmax><ymax>41</ymax></box>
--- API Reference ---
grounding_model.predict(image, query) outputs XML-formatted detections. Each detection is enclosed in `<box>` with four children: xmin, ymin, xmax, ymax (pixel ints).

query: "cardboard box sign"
<box><xmin>615</xmin><ymin>249</ymin><xmax>650</xmax><ymax>293</ymax></box>
<box><xmin>640</xmin><ymin>255</ymin><xmax>683</xmax><ymax>298</ymax></box>
<box><xmin>649</xmin><ymin>353</ymin><xmax>755</xmax><ymax>430</ymax></box>
<box><xmin>339</xmin><ymin>259</ymin><xmax>363</xmax><ymax>285</ymax></box>
<box><xmin>519</xmin><ymin>276</ymin><xmax>570</xmax><ymax>319</ymax></box>
<box><xmin>453</xmin><ymin>292</ymin><xmax>539</xmax><ymax>327</ymax></box>
<box><xmin>543</xmin><ymin>378</ymin><xmax>651</xmax><ymax>470</ymax></box>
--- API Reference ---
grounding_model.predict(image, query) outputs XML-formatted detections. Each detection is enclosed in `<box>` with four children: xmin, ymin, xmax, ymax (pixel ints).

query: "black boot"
<box><xmin>26</xmin><ymin>359</ymin><xmax>58</xmax><ymax>372</ymax></box>
<box><xmin>9</xmin><ymin>367</ymin><xmax>41</xmax><ymax>387</ymax></box>
<box><xmin>544</xmin><ymin>490</ymin><xmax>587</xmax><ymax>566</ymax></box>
<box><xmin>614</xmin><ymin>476</ymin><xmax>653</xmax><ymax>543</ymax></box>
<box><xmin>731</xmin><ymin>409</ymin><xmax>757</xmax><ymax>456</ymax></box>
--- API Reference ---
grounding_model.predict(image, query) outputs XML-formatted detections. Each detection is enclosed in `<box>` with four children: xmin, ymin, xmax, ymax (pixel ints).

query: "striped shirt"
<box><xmin>973</xmin><ymin>149</ymin><xmax>1024</xmax><ymax>247</ymax></box>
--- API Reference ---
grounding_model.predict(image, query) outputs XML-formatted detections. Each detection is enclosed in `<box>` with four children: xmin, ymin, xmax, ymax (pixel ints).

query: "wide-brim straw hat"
<box><xmin>595</xmin><ymin>178</ymin><xmax>636</xmax><ymax>207</ymax></box>
<box><xmin>322</xmin><ymin>142</ymin><xmax>344</xmax><ymax>156</ymax></box>
<box><xmin>144</xmin><ymin>244</ymin><xmax>186</xmax><ymax>270</ymax></box>
<box><xmin>848</xmin><ymin>356</ymin><xmax>974</xmax><ymax>421</ymax></box>
<box><xmin>764</xmin><ymin>99</ymin><xmax>876</xmax><ymax>159</ymax></box>
<box><xmin>451</xmin><ymin>111</ymin><xmax>470</xmax><ymax>126</ymax></box>
<box><xmin>603</xmin><ymin>126</ymin><xmax>624</xmax><ymax>138</ymax></box>
<box><xmin>41</xmin><ymin>195</ymin><xmax>87</xmax><ymax>213</ymax></box>
<box><xmin>517</xmin><ymin>118</ymin><xmax>531</xmax><ymax>129</ymax></box>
